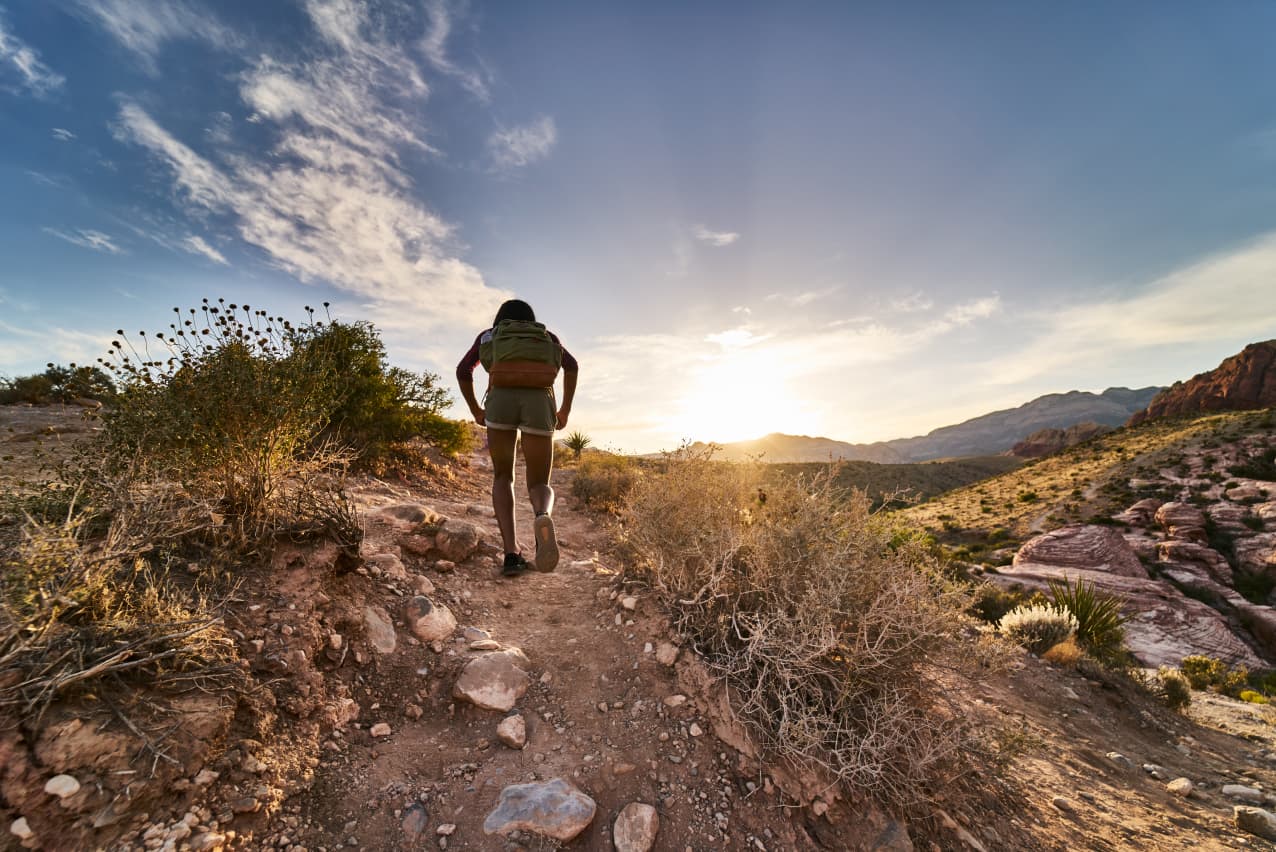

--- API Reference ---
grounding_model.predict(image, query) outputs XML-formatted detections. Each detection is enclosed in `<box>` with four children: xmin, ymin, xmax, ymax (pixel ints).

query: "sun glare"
<box><xmin>663</xmin><ymin>347</ymin><xmax>821</xmax><ymax>444</ymax></box>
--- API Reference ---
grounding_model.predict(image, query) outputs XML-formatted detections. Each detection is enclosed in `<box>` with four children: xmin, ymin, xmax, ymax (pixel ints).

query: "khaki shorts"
<box><xmin>484</xmin><ymin>387</ymin><xmax>557</xmax><ymax>436</ymax></box>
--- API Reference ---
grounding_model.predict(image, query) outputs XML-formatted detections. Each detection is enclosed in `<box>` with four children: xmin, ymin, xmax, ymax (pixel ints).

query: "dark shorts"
<box><xmin>484</xmin><ymin>387</ymin><xmax>556</xmax><ymax>436</ymax></box>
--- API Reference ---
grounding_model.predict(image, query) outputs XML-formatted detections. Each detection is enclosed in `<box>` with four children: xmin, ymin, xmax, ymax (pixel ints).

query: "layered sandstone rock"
<box><xmin>1129</xmin><ymin>340</ymin><xmax>1276</xmax><ymax>425</ymax></box>
<box><xmin>1013</xmin><ymin>525</ymin><xmax>1148</xmax><ymax>579</ymax></box>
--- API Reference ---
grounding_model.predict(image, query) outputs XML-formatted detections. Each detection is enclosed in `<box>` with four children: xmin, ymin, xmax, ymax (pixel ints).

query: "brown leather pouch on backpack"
<box><xmin>490</xmin><ymin>360</ymin><xmax>560</xmax><ymax>388</ymax></box>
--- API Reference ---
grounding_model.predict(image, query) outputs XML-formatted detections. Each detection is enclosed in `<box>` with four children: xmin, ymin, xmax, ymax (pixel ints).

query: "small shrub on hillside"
<box><xmin>998</xmin><ymin>604</ymin><xmax>1077</xmax><ymax>655</ymax></box>
<box><xmin>1240</xmin><ymin>690</ymin><xmax>1270</xmax><ymax>705</ymax></box>
<box><xmin>1229</xmin><ymin>447</ymin><xmax>1276</xmax><ymax>481</ymax></box>
<box><xmin>563</xmin><ymin>431</ymin><xmax>592</xmax><ymax>461</ymax></box>
<box><xmin>618</xmin><ymin>447</ymin><xmax>974</xmax><ymax>805</ymax></box>
<box><xmin>967</xmin><ymin>583</ymin><xmax>1044</xmax><ymax>624</ymax></box>
<box><xmin>1152</xmin><ymin>667</ymin><xmax>1192</xmax><ymax>711</ymax></box>
<box><xmin>1048</xmin><ymin>577</ymin><xmax>1128</xmax><ymax>664</ymax></box>
<box><xmin>1181</xmin><ymin>655</ymin><xmax>1249</xmax><ymax>695</ymax></box>
<box><xmin>571</xmin><ymin>454</ymin><xmax>639</xmax><ymax>512</ymax></box>
<box><xmin>1242</xmin><ymin>514</ymin><xmax>1265</xmax><ymax>532</ymax></box>
<box><xmin>0</xmin><ymin>363</ymin><xmax>115</xmax><ymax>405</ymax></box>
<box><xmin>1042</xmin><ymin>638</ymin><xmax>1082</xmax><ymax>667</ymax></box>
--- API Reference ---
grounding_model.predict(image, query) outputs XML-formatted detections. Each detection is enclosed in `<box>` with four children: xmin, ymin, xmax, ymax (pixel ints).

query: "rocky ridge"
<box><xmin>1130</xmin><ymin>340</ymin><xmax>1276</xmax><ymax>426</ymax></box>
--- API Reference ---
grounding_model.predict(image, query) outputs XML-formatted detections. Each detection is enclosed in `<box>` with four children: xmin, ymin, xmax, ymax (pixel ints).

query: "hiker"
<box><xmin>457</xmin><ymin>299</ymin><xmax>578</xmax><ymax>577</ymax></box>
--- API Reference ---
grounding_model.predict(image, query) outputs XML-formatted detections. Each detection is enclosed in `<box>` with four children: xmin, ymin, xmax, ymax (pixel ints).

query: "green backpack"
<box><xmin>479</xmin><ymin>320</ymin><xmax>563</xmax><ymax>388</ymax></box>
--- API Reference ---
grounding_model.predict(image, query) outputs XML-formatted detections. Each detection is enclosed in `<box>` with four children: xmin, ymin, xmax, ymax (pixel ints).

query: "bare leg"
<box><xmin>488</xmin><ymin>428</ymin><xmax>519</xmax><ymax>554</ymax></box>
<box><xmin>521</xmin><ymin>433</ymin><xmax>555</xmax><ymax>515</ymax></box>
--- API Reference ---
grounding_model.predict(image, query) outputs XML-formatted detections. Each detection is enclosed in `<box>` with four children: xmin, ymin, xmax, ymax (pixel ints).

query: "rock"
<box><xmin>1167</xmin><ymin>777</ymin><xmax>1194</xmax><ymax>797</ymax></box>
<box><xmin>663</xmin><ymin>694</ymin><xmax>687</xmax><ymax>708</ymax></box>
<box><xmin>655</xmin><ymin>643</ymin><xmax>679</xmax><ymax>666</ymax></box>
<box><xmin>366</xmin><ymin>552</ymin><xmax>408</xmax><ymax>581</ymax></box>
<box><xmin>1157</xmin><ymin>541</ymin><xmax>1234</xmax><ymax>585</ymax></box>
<box><xmin>1114</xmin><ymin>498</ymin><xmax>1165</xmax><ymax>526</ymax></box>
<box><xmin>378</xmin><ymin>503</ymin><xmax>441</xmax><ymax>529</ymax></box>
<box><xmin>463</xmin><ymin>627</ymin><xmax>491</xmax><ymax>641</ymax></box>
<box><xmin>10</xmin><ymin>818</ymin><xmax>32</xmax><ymax>840</ymax></box>
<box><xmin>620</xmin><ymin>596</ymin><xmax>637</xmax><ymax>611</ymax></box>
<box><xmin>1257</xmin><ymin>502</ymin><xmax>1276</xmax><ymax>523</ymax></box>
<box><xmin>231</xmin><ymin>797</ymin><xmax>261</xmax><ymax>814</ymax></box>
<box><xmin>401</xmin><ymin>803</ymin><xmax>428</xmax><ymax>842</ymax></box>
<box><xmin>404</xmin><ymin>596</ymin><xmax>457</xmax><ymax>643</ymax></box>
<box><xmin>1011</xmin><ymin>422</ymin><xmax>1112</xmax><ymax>458</ymax></box>
<box><xmin>1129</xmin><ymin>341</ymin><xmax>1276</xmax><ymax>425</ymax></box>
<box><xmin>1155</xmin><ymin>502</ymin><xmax>1208</xmax><ymax>543</ymax></box>
<box><xmin>399</xmin><ymin>533</ymin><xmax>436</xmax><ymax>557</ymax></box>
<box><xmin>497</xmin><ymin>714</ymin><xmax>527</xmax><ymax>749</ymax></box>
<box><xmin>1106</xmin><ymin>752</ymin><xmax>1134</xmax><ymax>771</ymax></box>
<box><xmin>1050</xmin><ymin>796</ymin><xmax>1074</xmax><ymax>813</ymax></box>
<box><xmin>363</xmin><ymin>606</ymin><xmax>397</xmax><ymax>655</ymax></box>
<box><xmin>613</xmin><ymin>802</ymin><xmax>659</xmax><ymax>852</ymax></box>
<box><xmin>189</xmin><ymin>832</ymin><xmax>226</xmax><ymax>852</ymax></box>
<box><xmin>434</xmin><ymin>559</ymin><xmax>457</xmax><ymax>573</ymax></box>
<box><xmin>1225</xmin><ymin>784</ymin><xmax>1266</xmax><ymax>804</ymax></box>
<box><xmin>1013</xmin><ymin>525</ymin><xmax>1148</xmax><ymax>578</ymax></box>
<box><xmin>1229</xmin><ymin>484</ymin><xmax>1268</xmax><ymax>502</ymax></box>
<box><xmin>689</xmin><ymin>723</ymin><xmax>703</xmax><ymax>737</ymax></box>
<box><xmin>483</xmin><ymin>778</ymin><xmax>597</xmax><ymax>842</ymax></box>
<box><xmin>988</xmin><ymin>563</ymin><xmax>1265</xmax><ymax>668</ymax></box>
<box><xmin>1235</xmin><ymin>805</ymin><xmax>1276</xmax><ymax>841</ymax></box>
<box><xmin>470</xmin><ymin>639</ymin><xmax>501</xmax><ymax>651</ymax></box>
<box><xmin>410</xmin><ymin>574</ymin><xmax>436</xmax><ymax>595</ymax></box>
<box><xmin>44</xmin><ymin>774</ymin><xmax>80</xmax><ymax>798</ymax></box>
<box><xmin>194</xmin><ymin>769</ymin><xmax>219</xmax><ymax>786</ymax></box>
<box><xmin>1234</xmin><ymin>533</ymin><xmax>1276</xmax><ymax>574</ymax></box>
<box><xmin>370</xmin><ymin>723</ymin><xmax>392</xmax><ymax>738</ymax></box>
<box><xmin>453</xmin><ymin>649</ymin><xmax>531</xmax><ymax>712</ymax></box>
<box><xmin>437</xmin><ymin>823</ymin><xmax>457</xmax><ymax>836</ymax></box>
<box><xmin>435</xmin><ymin>520</ymin><xmax>482</xmax><ymax>562</ymax></box>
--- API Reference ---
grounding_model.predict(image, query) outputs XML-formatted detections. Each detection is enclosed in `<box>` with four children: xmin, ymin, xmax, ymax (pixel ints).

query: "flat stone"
<box><xmin>1106</xmin><ymin>752</ymin><xmax>1134</xmax><ymax>770</ymax></box>
<box><xmin>1225</xmin><ymin>784</ymin><xmax>1266</xmax><ymax>804</ymax></box>
<box><xmin>663</xmin><ymin>694</ymin><xmax>687</xmax><ymax>708</ymax></box>
<box><xmin>613</xmin><ymin>802</ymin><xmax>659</xmax><ymax>852</ymax></box>
<box><xmin>655</xmin><ymin>643</ymin><xmax>679</xmax><ymax>667</ymax></box>
<box><xmin>363</xmin><ymin>605</ymin><xmax>397</xmax><ymax>655</ymax></box>
<box><xmin>453</xmin><ymin>649</ymin><xmax>531</xmax><ymax>712</ymax></box>
<box><xmin>370</xmin><ymin>723</ymin><xmax>392</xmax><ymax>738</ymax></box>
<box><xmin>1050</xmin><ymin>796</ymin><xmax>1074</xmax><ymax>813</ymax></box>
<box><xmin>497</xmin><ymin>714</ymin><xmax>527</xmax><ymax>749</ymax></box>
<box><xmin>44</xmin><ymin>774</ymin><xmax>80</xmax><ymax>798</ymax></box>
<box><xmin>401</xmin><ymin>803</ymin><xmax>428</xmax><ymax>842</ymax></box>
<box><xmin>483</xmin><ymin>778</ymin><xmax>596</xmax><ymax>842</ymax></box>
<box><xmin>10</xmin><ymin>818</ymin><xmax>32</xmax><ymax>840</ymax></box>
<box><xmin>620</xmin><ymin>596</ymin><xmax>638</xmax><ymax>611</ymax></box>
<box><xmin>1235</xmin><ymin>806</ymin><xmax>1276</xmax><ymax>841</ymax></box>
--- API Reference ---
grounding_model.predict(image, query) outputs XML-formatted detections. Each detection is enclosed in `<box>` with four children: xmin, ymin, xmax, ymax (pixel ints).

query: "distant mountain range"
<box><xmin>697</xmin><ymin>386</ymin><xmax>1163</xmax><ymax>463</ymax></box>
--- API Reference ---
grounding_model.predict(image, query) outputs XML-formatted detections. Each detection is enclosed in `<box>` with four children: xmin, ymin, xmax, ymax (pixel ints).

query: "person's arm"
<box><xmin>456</xmin><ymin>334</ymin><xmax>486</xmax><ymax>425</ymax></box>
<box><xmin>556</xmin><ymin>344</ymin><xmax>578</xmax><ymax>430</ymax></box>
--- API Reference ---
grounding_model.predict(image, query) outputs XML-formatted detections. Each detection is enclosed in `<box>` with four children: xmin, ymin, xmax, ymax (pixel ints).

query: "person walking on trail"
<box><xmin>456</xmin><ymin>299</ymin><xmax>578</xmax><ymax>578</ymax></box>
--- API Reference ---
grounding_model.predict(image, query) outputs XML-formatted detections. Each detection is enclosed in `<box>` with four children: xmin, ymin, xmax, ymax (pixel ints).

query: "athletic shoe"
<box><xmin>501</xmin><ymin>553</ymin><xmax>530</xmax><ymax>577</ymax></box>
<box><xmin>533</xmin><ymin>514</ymin><xmax>559</xmax><ymax>573</ymax></box>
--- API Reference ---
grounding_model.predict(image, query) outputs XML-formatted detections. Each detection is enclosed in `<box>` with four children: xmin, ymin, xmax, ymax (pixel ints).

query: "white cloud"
<box><xmin>889</xmin><ymin>292</ymin><xmax>934</xmax><ymax>313</ymax></box>
<box><xmin>765</xmin><ymin>286</ymin><xmax>840</xmax><ymax>307</ymax></box>
<box><xmin>113</xmin><ymin>0</ymin><xmax>509</xmax><ymax>333</ymax></box>
<box><xmin>42</xmin><ymin>228</ymin><xmax>125</xmax><ymax>255</ymax></box>
<box><xmin>489</xmin><ymin>117</ymin><xmax>557</xmax><ymax>169</ymax></box>
<box><xmin>182</xmin><ymin>235</ymin><xmax>228</xmax><ymax>265</ymax></box>
<box><xmin>693</xmin><ymin>225</ymin><xmax>739</xmax><ymax>247</ymax></box>
<box><xmin>421</xmin><ymin>0</ymin><xmax>489</xmax><ymax>100</ymax></box>
<box><xmin>0</xmin><ymin>319</ymin><xmax>113</xmax><ymax>370</ymax></box>
<box><xmin>51</xmin><ymin>127</ymin><xmax>76</xmax><ymax>142</ymax></box>
<box><xmin>0</xmin><ymin>12</ymin><xmax>64</xmax><ymax>96</ymax></box>
<box><xmin>74</xmin><ymin>0</ymin><xmax>239</xmax><ymax>73</ymax></box>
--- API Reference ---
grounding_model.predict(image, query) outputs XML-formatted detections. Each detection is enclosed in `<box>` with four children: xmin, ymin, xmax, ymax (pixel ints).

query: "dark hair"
<box><xmin>493</xmin><ymin>299</ymin><xmax>536</xmax><ymax>325</ymax></box>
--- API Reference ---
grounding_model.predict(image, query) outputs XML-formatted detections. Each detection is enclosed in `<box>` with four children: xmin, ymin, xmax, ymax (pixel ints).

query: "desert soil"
<box><xmin>4</xmin><ymin>404</ymin><xmax>1276</xmax><ymax>851</ymax></box>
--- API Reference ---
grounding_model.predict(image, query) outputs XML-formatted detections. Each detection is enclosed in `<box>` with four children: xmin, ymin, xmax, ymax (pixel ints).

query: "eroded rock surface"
<box><xmin>483</xmin><ymin>778</ymin><xmax>596</xmax><ymax>841</ymax></box>
<box><xmin>453</xmin><ymin>649</ymin><xmax>531</xmax><ymax>712</ymax></box>
<box><xmin>1013</xmin><ymin>525</ymin><xmax>1147</xmax><ymax>579</ymax></box>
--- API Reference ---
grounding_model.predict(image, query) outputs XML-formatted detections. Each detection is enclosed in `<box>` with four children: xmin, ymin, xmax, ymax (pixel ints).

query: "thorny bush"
<box><xmin>618</xmin><ymin>446</ymin><xmax>978</xmax><ymax>805</ymax></box>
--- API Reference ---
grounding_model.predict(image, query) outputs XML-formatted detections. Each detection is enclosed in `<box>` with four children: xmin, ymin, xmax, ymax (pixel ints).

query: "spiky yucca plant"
<box><xmin>1047</xmin><ymin>577</ymin><xmax>1127</xmax><ymax>663</ymax></box>
<box><xmin>564</xmin><ymin>430</ymin><xmax>592</xmax><ymax>460</ymax></box>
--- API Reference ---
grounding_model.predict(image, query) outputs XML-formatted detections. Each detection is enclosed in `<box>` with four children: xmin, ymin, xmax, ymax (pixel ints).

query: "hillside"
<box><xmin>701</xmin><ymin>386</ymin><xmax>1161</xmax><ymax>464</ymax></box>
<box><xmin>1130</xmin><ymin>340</ymin><xmax>1276</xmax><ymax>425</ymax></box>
<box><xmin>770</xmin><ymin>455</ymin><xmax>1023</xmax><ymax>509</ymax></box>
<box><xmin>7</xmin><ymin>405</ymin><xmax>1276</xmax><ymax>849</ymax></box>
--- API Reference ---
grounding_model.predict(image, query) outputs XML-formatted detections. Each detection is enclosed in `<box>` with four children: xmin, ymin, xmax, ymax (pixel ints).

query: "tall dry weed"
<box><xmin>618</xmin><ymin>447</ymin><xmax>977</xmax><ymax>805</ymax></box>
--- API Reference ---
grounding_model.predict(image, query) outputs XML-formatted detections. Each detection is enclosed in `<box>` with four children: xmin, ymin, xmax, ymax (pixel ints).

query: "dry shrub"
<box><xmin>998</xmin><ymin>604</ymin><xmax>1077</xmax><ymax>655</ymax></box>
<box><xmin>1042</xmin><ymin>638</ymin><xmax>1083</xmax><ymax>667</ymax></box>
<box><xmin>618</xmin><ymin>447</ymin><xmax>976</xmax><ymax>805</ymax></box>
<box><xmin>571</xmin><ymin>454</ymin><xmax>640</xmax><ymax>512</ymax></box>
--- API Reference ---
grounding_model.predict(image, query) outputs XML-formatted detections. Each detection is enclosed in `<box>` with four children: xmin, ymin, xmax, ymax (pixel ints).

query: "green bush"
<box><xmin>999</xmin><ymin>604</ymin><xmax>1077</xmax><ymax>655</ymax></box>
<box><xmin>1153</xmin><ymin>667</ymin><xmax>1192</xmax><ymax>711</ymax></box>
<box><xmin>1048</xmin><ymin>577</ymin><xmax>1128</xmax><ymax>663</ymax></box>
<box><xmin>1180</xmin><ymin>654</ymin><xmax>1249</xmax><ymax>695</ymax></box>
<box><xmin>1239</xmin><ymin>689</ymin><xmax>1269</xmax><ymax>705</ymax></box>
<box><xmin>0</xmin><ymin>363</ymin><xmax>115</xmax><ymax>404</ymax></box>
<box><xmin>967</xmin><ymin>583</ymin><xmax>1043</xmax><ymax>624</ymax></box>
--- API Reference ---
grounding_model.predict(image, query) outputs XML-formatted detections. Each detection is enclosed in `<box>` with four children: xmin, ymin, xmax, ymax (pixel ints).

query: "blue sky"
<box><xmin>4</xmin><ymin>1</ymin><xmax>1276</xmax><ymax>452</ymax></box>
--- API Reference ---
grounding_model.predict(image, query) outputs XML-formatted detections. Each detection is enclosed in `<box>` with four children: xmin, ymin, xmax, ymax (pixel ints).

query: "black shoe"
<box><xmin>501</xmin><ymin>553</ymin><xmax>530</xmax><ymax>577</ymax></box>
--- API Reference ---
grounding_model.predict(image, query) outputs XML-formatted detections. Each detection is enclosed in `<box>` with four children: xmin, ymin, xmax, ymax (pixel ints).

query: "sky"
<box><xmin>4</xmin><ymin>1</ymin><xmax>1276</xmax><ymax>453</ymax></box>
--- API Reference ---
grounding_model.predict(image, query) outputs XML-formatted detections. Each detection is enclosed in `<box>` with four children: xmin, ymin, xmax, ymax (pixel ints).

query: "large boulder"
<box><xmin>453</xmin><ymin>649</ymin><xmax>531</xmax><ymax>712</ymax></box>
<box><xmin>1234</xmin><ymin>533</ymin><xmax>1276</xmax><ymax>575</ymax></box>
<box><xmin>1155</xmin><ymin>503</ymin><xmax>1208</xmax><ymax>543</ymax></box>
<box><xmin>1114</xmin><ymin>498</ymin><xmax>1164</xmax><ymax>526</ymax></box>
<box><xmin>991</xmin><ymin>564</ymin><xmax>1264</xmax><ymax>668</ymax></box>
<box><xmin>1013</xmin><ymin>525</ymin><xmax>1147</xmax><ymax>579</ymax></box>
<box><xmin>483</xmin><ymin>778</ymin><xmax>596</xmax><ymax>842</ymax></box>
<box><xmin>1158</xmin><ymin>541</ymin><xmax>1234</xmax><ymax>585</ymax></box>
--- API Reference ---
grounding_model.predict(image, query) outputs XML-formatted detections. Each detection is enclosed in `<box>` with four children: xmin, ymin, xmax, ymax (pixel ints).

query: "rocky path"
<box><xmin>279</xmin><ymin>459</ymin><xmax>805</xmax><ymax>852</ymax></box>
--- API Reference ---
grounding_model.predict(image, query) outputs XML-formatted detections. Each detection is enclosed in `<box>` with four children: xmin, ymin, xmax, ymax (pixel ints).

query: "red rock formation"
<box><xmin>1129</xmin><ymin>340</ymin><xmax>1276</xmax><ymax>425</ymax></box>
<box><xmin>1013</xmin><ymin>524</ymin><xmax>1149</xmax><ymax>579</ymax></box>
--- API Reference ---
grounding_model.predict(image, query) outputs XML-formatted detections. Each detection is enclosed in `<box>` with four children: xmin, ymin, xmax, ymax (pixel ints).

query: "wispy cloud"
<box><xmin>51</xmin><ymin>127</ymin><xmax>76</xmax><ymax>142</ymax></box>
<box><xmin>0</xmin><ymin>319</ymin><xmax>113</xmax><ymax>368</ymax></box>
<box><xmin>113</xmin><ymin>0</ymin><xmax>508</xmax><ymax>331</ymax></box>
<box><xmin>764</xmin><ymin>286</ymin><xmax>840</xmax><ymax>307</ymax></box>
<box><xmin>42</xmin><ymin>228</ymin><xmax>125</xmax><ymax>255</ymax></box>
<box><xmin>889</xmin><ymin>292</ymin><xmax>934</xmax><ymax>313</ymax></box>
<box><xmin>489</xmin><ymin>117</ymin><xmax>557</xmax><ymax>168</ymax></box>
<box><xmin>0</xmin><ymin>12</ymin><xmax>64</xmax><ymax>96</ymax></box>
<box><xmin>421</xmin><ymin>0</ymin><xmax>489</xmax><ymax>100</ymax></box>
<box><xmin>693</xmin><ymin>225</ymin><xmax>739</xmax><ymax>247</ymax></box>
<box><xmin>182</xmin><ymin>235</ymin><xmax>227</xmax><ymax>265</ymax></box>
<box><xmin>74</xmin><ymin>0</ymin><xmax>239</xmax><ymax>73</ymax></box>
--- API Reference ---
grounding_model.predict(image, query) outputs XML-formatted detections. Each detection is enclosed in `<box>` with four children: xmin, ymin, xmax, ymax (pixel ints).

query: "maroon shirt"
<box><xmin>456</xmin><ymin>328</ymin><xmax>578</xmax><ymax>383</ymax></box>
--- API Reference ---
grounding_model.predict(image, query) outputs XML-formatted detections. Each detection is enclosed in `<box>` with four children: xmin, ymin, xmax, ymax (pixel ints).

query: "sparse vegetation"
<box><xmin>571</xmin><ymin>453</ymin><xmax>640</xmax><ymax>512</ymax></box>
<box><xmin>1047</xmin><ymin>577</ymin><xmax>1128</xmax><ymax>664</ymax></box>
<box><xmin>618</xmin><ymin>447</ymin><xmax>976</xmax><ymax>805</ymax></box>
<box><xmin>1151</xmin><ymin>667</ymin><xmax>1192</xmax><ymax>711</ymax></box>
<box><xmin>998</xmin><ymin>604</ymin><xmax>1077</xmax><ymax>655</ymax></box>
<box><xmin>0</xmin><ymin>363</ymin><xmax>115</xmax><ymax>405</ymax></box>
<box><xmin>564</xmin><ymin>430</ymin><xmax>592</xmax><ymax>461</ymax></box>
<box><xmin>1180</xmin><ymin>655</ymin><xmax>1249</xmax><ymax>695</ymax></box>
